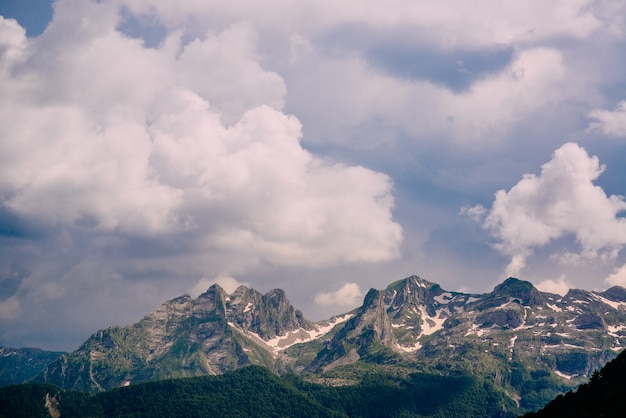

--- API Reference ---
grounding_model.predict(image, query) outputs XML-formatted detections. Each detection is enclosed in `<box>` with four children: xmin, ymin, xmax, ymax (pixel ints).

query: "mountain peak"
<box><xmin>600</xmin><ymin>286</ymin><xmax>626</xmax><ymax>302</ymax></box>
<box><xmin>386</xmin><ymin>275</ymin><xmax>437</xmax><ymax>292</ymax></box>
<box><xmin>492</xmin><ymin>277</ymin><xmax>545</xmax><ymax>306</ymax></box>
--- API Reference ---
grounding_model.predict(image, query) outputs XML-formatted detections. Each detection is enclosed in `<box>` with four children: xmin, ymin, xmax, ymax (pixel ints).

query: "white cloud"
<box><xmin>442</xmin><ymin>48</ymin><xmax>570</xmax><ymax>142</ymax></box>
<box><xmin>314</xmin><ymin>282</ymin><xmax>364</xmax><ymax>307</ymax></box>
<box><xmin>121</xmin><ymin>0</ymin><xmax>609</xmax><ymax>47</ymax></box>
<box><xmin>175</xmin><ymin>22</ymin><xmax>286</xmax><ymax>124</ymax></box>
<box><xmin>0</xmin><ymin>17</ymin><xmax>27</xmax><ymax>64</ymax></box>
<box><xmin>605</xmin><ymin>264</ymin><xmax>626</xmax><ymax>287</ymax></box>
<box><xmin>460</xmin><ymin>205</ymin><xmax>487</xmax><ymax>222</ymax></box>
<box><xmin>287</xmin><ymin>45</ymin><xmax>577</xmax><ymax>147</ymax></box>
<box><xmin>0</xmin><ymin>1</ymin><xmax>402</xmax><ymax>264</ymax></box>
<box><xmin>589</xmin><ymin>101</ymin><xmax>626</xmax><ymax>137</ymax></box>
<box><xmin>114</xmin><ymin>0</ymin><xmax>607</xmax><ymax>148</ymax></box>
<box><xmin>478</xmin><ymin>142</ymin><xmax>626</xmax><ymax>275</ymax></box>
<box><xmin>535</xmin><ymin>274</ymin><xmax>571</xmax><ymax>296</ymax></box>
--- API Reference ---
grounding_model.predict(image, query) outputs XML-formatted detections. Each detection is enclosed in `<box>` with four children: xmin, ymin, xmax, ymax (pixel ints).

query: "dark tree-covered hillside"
<box><xmin>1</xmin><ymin>365</ymin><xmax>518</xmax><ymax>418</ymax></box>
<box><xmin>522</xmin><ymin>349</ymin><xmax>626</xmax><ymax>418</ymax></box>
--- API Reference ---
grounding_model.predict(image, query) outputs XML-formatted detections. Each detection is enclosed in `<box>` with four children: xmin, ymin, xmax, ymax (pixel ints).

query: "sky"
<box><xmin>1</xmin><ymin>0</ymin><xmax>626</xmax><ymax>351</ymax></box>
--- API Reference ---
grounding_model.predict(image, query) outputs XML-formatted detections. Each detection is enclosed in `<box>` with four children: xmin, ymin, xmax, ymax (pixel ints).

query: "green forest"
<box><xmin>0</xmin><ymin>365</ymin><xmax>517</xmax><ymax>418</ymax></box>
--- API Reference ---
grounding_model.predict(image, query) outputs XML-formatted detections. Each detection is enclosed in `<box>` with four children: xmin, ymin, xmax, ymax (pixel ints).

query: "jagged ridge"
<box><xmin>37</xmin><ymin>284</ymin><xmax>328</xmax><ymax>391</ymax></box>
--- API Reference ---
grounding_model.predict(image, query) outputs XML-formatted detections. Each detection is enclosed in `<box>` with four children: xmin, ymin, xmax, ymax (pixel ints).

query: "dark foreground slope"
<box><xmin>523</xmin><ymin>349</ymin><xmax>626</xmax><ymax>418</ymax></box>
<box><xmin>1</xmin><ymin>365</ymin><xmax>516</xmax><ymax>418</ymax></box>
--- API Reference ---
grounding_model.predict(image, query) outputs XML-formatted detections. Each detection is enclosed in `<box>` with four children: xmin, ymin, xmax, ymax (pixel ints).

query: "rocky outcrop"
<box><xmin>476</xmin><ymin>308</ymin><xmax>524</xmax><ymax>329</ymax></box>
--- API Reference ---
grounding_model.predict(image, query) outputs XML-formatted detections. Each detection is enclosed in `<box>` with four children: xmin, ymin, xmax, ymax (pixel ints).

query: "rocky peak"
<box><xmin>493</xmin><ymin>277</ymin><xmax>545</xmax><ymax>305</ymax></box>
<box><xmin>308</xmin><ymin>288</ymin><xmax>396</xmax><ymax>371</ymax></box>
<box><xmin>225</xmin><ymin>285</ymin><xmax>263</xmax><ymax>326</ymax></box>
<box><xmin>357</xmin><ymin>289</ymin><xmax>396</xmax><ymax>346</ymax></box>
<box><xmin>145</xmin><ymin>294</ymin><xmax>193</xmax><ymax>322</ymax></box>
<box><xmin>384</xmin><ymin>275</ymin><xmax>441</xmax><ymax>316</ymax></box>
<box><xmin>254</xmin><ymin>288</ymin><xmax>312</xmax><ymax>339</ymax></box>
<box><xmin>190</xmin><ymin>285</ymin><xmax>313</xmax><ymax>340</ymax></box>
<box><xmin>334</xmin><ymin>288</ymin><xmax>396</xmax><ymax>347</ymax></box>
<box><xmin>563</xmin><ymin>288</ymin><xmax>591</xmax><ymax>301</ymax></box>
<box><xmin>193</xmin><ymin>284</ymin><xmax>228</xmax><ymax>319</ymax></box>
<box><xmin>599</xmin><ymin>286</ymin><xmax>626</xmax><ymax>302</ymax></box>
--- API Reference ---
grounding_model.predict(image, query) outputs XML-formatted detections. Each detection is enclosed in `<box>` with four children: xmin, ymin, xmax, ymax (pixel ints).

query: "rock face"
<box><xmin>38</xmin><ymin>284</ymin><xmax>316</xmax><ymax>391</ymax></box>
<box><xmin>37</xmin><ymin>275</ymin><xmax>626</xmax><ymax>412</ymax></box>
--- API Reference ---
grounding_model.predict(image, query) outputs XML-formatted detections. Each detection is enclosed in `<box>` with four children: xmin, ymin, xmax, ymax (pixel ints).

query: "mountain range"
<box><xmin>31</xmin><ymin>275</ymin><xmax>626</xmax><ymax>413</ymax></box>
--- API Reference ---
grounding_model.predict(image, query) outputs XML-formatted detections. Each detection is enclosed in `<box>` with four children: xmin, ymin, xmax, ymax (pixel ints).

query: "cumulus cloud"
<box><xmin>535</xmin><ymin>274</ymin><xmax>571</xmax><ymax>296</ymax></box>
<box><xmin>589</xmin><ymin>101</ymin><xmax>626</xmax><ymax>137</ymax></box>
<box><xmin>605</xmin><ymin>264</ymin><xmax>626</xmax><ymax>287</ymax></box>
<box><xmin>475</xmin><ymin>142</ymin><xmax>626</xmax><ymax>275</ymax></box>
<box><xmin>0</xmin><ymin>0</ymin><xmax>402</xmax><ymax>263</ymax></box>
<box><xmin>314</xmin><ymin>282</ymin><xmax>364</xmax><ymax>307</ymax></box>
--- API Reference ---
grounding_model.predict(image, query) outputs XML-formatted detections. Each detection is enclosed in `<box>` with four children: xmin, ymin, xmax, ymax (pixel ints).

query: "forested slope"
<box><xmin>1</xmin><ymin>365</ymin><xmax>516</xmax><ymax>418</ymax></box>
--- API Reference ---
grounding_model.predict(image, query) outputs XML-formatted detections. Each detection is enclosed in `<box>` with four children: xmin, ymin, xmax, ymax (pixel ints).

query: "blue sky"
<box><xmin>1</xmin><ymin>0</ymin><xmax>626</xmax><ymax>351</ymax></box>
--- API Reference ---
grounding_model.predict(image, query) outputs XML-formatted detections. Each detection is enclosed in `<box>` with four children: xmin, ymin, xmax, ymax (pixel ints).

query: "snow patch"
<box><xmin>562</xmin><ymin>343</ymin><xmax>583</xmax><ymax>349</ymax></box>
<box><xmin>243</xmin><ymin>302</ymin><xmax>253</xmax><ymax>313</ymax></box>
<box><xmin>465</xmin><ymin>323</ymin><xmax>487</xmax><ymax>337</ymax></box>
<box><xmin>419</xmin><ymin>306</ymin><xmax>446</xmax><ymax>336</ymax></box>
<box><xmin>591</xmin><ymin>293</ymin><xmax>626</xmax><ymax>310</ymax></box>
<box><xmin>554</xmin><ymin>370</ymin><xmax>578</xmax><ymax>380</ymax></box>
<box><xmin>547</xmin><ymin>304</ymin><xmax>562</xmax><ymax>312</ymax></box>
<box><xmin>228</xmin><ymin>313</ymin><xmax>355</xmax><ymax>355</ymax></box>
<box><xmin>607</xmin><ymin>325</ymin><xmax>625</xmax><ymax>337</ymax></box>
<box><xmin>396</xmin><ymin>341</ymin><xmax>422</xmax><ymax>352</ymax></box>
<box><xmin>269</xmin><ymin>314</ymin><xmax>353</xmax><ymax>350</ymax></box>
